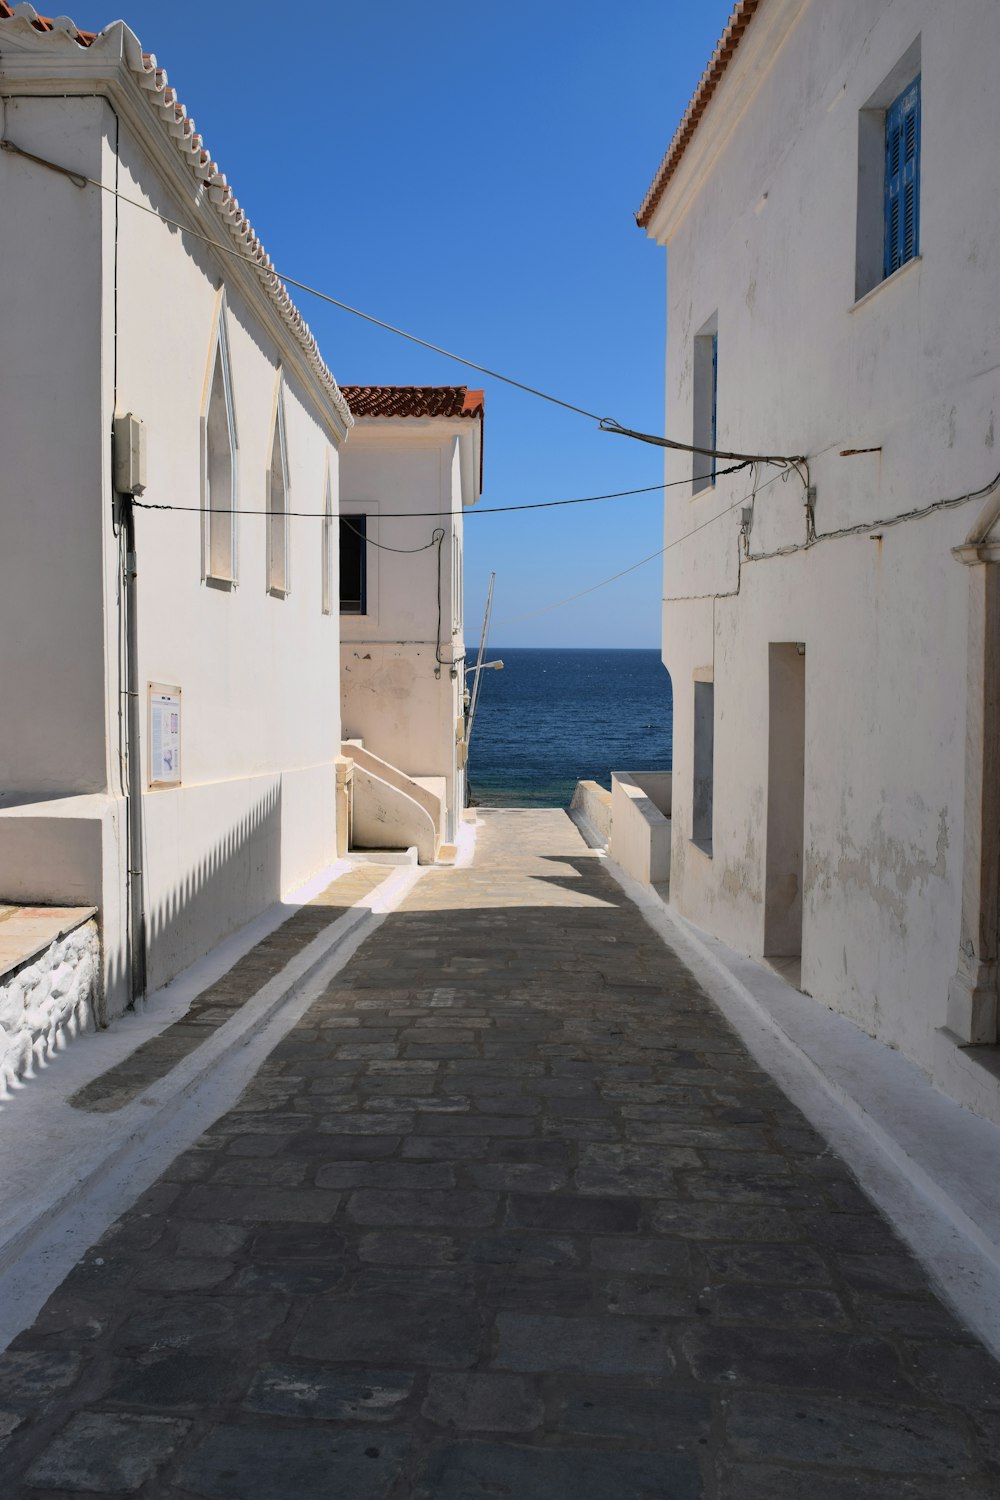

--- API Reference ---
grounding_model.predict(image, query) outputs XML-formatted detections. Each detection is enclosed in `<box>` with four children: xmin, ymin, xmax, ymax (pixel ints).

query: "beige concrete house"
<box><xmin>338</xmin><ymin>387</ymin><xmax>483</xmax><ymax>858</ymax></box>
<box><xmin>639</xmin><ymin>0</ymin><xmax>1000</xmax><ymax>1120</ymax></box>
<box><xmin>0</xmin><ymin>6</ymin><xmax>352</xmax><ymax>1020</ymax></box>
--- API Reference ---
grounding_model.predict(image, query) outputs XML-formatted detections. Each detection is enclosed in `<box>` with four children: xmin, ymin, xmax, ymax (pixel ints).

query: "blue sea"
<box><xmin>467</xmin><ymin>648</ymin><xmax>673</xmax><ymax>809</ymax></box>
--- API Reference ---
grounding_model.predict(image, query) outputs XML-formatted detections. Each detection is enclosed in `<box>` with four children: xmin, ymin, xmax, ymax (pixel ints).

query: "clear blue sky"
<box><xmin>108</xmin><ymin>1</ymin><xmax>734</xmax><ymax>646</ymax></box>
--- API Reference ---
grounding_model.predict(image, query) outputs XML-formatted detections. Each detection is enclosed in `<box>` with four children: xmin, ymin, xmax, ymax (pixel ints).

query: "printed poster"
<box><xmin>149</xmin><ymin>684</ymin><xmax>182</xmax><ymax>787</ymax></box>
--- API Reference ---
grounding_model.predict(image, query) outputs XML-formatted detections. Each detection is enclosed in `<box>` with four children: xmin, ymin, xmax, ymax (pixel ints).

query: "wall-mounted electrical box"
<box><xmin>113</xmin><ymin>412</ymin><xmax>147</xmax><ymax>496</ymax></box>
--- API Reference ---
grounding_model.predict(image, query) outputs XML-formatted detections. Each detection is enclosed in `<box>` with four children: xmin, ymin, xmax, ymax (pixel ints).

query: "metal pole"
<box><xmin>466</xmin><ymin>572</ymin><xmax>495</xmax><ymax>749</ymax></box>
<box><xmin>122</xmin><ymin>497</ymin><xmax>147</xmax><ymax>1004</ymax></box>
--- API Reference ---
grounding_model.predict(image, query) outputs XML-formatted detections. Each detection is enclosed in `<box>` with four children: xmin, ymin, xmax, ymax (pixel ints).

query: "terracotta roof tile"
<box><xmin>636</xmin><ymin>0</ymin><xmax>762</xmax><ymax>230</ymax></box>
<box><xmin>341</xmin><ymin>386</ymin><xmax>485</xmax><ymax>421</ymax></box>
<box><xmin>0</xmin><ymin>1</ymin><xmax>95</xmax><ymax>41</ymax></box>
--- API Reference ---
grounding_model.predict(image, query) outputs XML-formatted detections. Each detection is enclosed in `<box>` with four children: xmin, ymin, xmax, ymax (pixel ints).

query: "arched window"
<box><xmin>267</xmin><ymin>381</ymin><xmax>290</xmax><ymax>596</ymax></box>
<box><xmin>203</xmin><ymin>301</ymin><xmax>238</xmax><ymax>583</ymax></box>
<box><xmin>322</xmin><ymin>462</ymin><xmax>334</xmax><ymax>615</ymax></box>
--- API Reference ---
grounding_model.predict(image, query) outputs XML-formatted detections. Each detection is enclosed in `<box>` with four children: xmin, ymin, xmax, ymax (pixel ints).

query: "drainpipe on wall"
<box><xmin>114</xmin><ymin>414</ymin><xmax>148</xmax><ymax>1006</ymax></box>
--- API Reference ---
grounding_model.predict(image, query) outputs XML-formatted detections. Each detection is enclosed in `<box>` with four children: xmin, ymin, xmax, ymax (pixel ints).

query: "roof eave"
<box><xmin>638</xmin><ymin>0</ymin><xmax>807</xmax><ymax>246</ymax></box>
<box><xmin>0</xmin><ymin>7</ymin><xmax>353</xmax><ymax>439</ymax></box>
<box><xmin>636</xmin><ymin>1</ymin><xmax>763</xmax><ymax>234</ymax></box>
<box><xmin>346</xmin><ymin>413</ymin><xmax>481</xmax><ymax>439</ymax></box>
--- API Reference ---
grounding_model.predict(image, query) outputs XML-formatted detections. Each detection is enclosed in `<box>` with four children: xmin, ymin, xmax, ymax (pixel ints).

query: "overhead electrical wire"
<box><xmin>12</xmin><ymin>118</ymin><xmax>979</xmax><ymax>625</ymax></box>
<box><xmin>745</xmin><ymin>464</ymin><xmax>1000</xmax><ymax>562</ymax></box>
<box><xmin>1</xmin><ymin>132</ymin><xmax>825</xmax><ymax>633</ymax></box>
<box><xmin>131</xmin><ymin>463</ymin><xmax>751</xmax><ymax>523</ymax></box>
<box><xmin>340</xmin><ymin>517</ymin><xmax>443</xmax><ymax>554</ymax></box>
<box><xmin>0</xmin><ymin>134</ymin><xmax>806</xmax><ymax>471</ymax></box>
<box><xmin>504</xmin><ymin>460</ymin><xmax>1000</xmax><ymax>624</ymax></box>
<box><xmin>495</xmin><ymin>464</ymin><xmax>793</xmax><ymax>624</ymax></box>
<box><xmin>599</xmin><ymin>418</ymin><xmax>805</xmax><ymax>470</ymax></box>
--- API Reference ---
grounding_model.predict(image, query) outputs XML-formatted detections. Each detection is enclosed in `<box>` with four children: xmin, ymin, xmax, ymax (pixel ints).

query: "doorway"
<box><xmin>764</xmin><ymin>643</ymin><xmax>806</xmax><ymax>987</ymax></box>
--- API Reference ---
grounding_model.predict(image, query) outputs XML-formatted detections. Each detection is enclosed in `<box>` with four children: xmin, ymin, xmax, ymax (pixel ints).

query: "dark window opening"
<box><xmin>692</xmin><ymin>680</ymin><xmax>714</xmax><ymax>855</ymax></box>
<box><xmin>340</xmin><ymin>515</ymin><xmax>367</xmax><ymax>614</ymax></box>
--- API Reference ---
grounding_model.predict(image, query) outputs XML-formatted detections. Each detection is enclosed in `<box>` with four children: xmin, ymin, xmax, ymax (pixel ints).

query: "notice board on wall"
<box><xmin>149</xmin><ymin>683</ymin><xmax>182</xmax><ymax>787</ymax></box>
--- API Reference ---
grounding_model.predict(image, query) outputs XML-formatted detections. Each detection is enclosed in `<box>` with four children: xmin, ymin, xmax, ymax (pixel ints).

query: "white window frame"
<box><xmin>452</xmin><ymin>528</ymin><xmax>463</xmax><ymax>633</ymax></box>
<box><xmin>266</xmin><ymin>376</ymin><xmax>291</xmax><ymax>597</ymax></box>
<box><xmin>692</xmin><ymin>311</ymin><xmax>718</xmax><ymax>496</ymax></box>
<box><xmin>321</xmin><ymin>459</ymin><xmax>334</xmax><ymax>616</ymax></box>
<box><xmin>854</xmin><ymin>36</ymin><xmax>922</xmax><ymax>303</ymax></box>
<box><xmin>202</xmin><ymin>295</ymin><xmax>239</xmax><ymax>585</ymax></box>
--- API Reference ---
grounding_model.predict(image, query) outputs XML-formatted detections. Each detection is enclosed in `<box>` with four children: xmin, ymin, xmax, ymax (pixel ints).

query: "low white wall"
<box><xmin>345</xmin><ymin>743</ymin><xmax>443</xmax><ymax>844</ymax></box>
<box><xmin>352</xmin><ymin>766</ymin><xmax>436</xmax><ymax>864</ymax></box>
<box><xmin>0</xmin><ymin>920</ymin><xmax>100</xmax><ymax>1094</ymax></box>
<box><xmin>0</xmin><ymin>768</ymin><xmax>341</xmax><ymax>1018</ymax></box>
<box><xmin>610</xmin><ymin>772</ymin><xmax>672</xmax><ymax>887</ymax></box>
<box><xmin>0</xmin><ymin>796</ymin><xmax>126</xmax><ymax>1023</ymax></box>
<box><xmin>413</xmin><ymin>777</ymin><xmax>448</xmax><ymax>843</ymax></box>
<box><xmin>627</xmin><ymin>772</ymin><xmax>672</xmax><ymax>818</ymax></box>
<box><xmin>569</xmin><ymin>781</ymin><xmax>612</xmax><ymax>847</ymax></box>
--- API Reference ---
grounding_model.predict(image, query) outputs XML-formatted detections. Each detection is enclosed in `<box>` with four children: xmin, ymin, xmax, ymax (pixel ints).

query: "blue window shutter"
<box><xmin>711</xmin><ymin>333</ymin><xmax>718</xmax><ymax>483</ymax></box>
<box><xmin>884</xmin><ymin>76</ymin><xmax>920</xmax><ymax>278</ymax></box>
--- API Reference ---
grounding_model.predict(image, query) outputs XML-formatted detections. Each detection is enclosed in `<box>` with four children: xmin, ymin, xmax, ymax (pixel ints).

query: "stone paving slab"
<box><xmin>69</xmin><ymin>866</ymin><xmax>389</xmax><ymax>1113</ymax></box>
<box><xmin>0</xmin><ymin>810</ymin><xmax>998</xmax><ymax>1495</ymax></box>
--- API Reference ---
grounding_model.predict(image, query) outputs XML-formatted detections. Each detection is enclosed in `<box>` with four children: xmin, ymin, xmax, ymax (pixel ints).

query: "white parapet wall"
<box><xmin>351</xmin><ymin>765</ymin><xmax>438</xmax><ymax>866</ymax></box>
<box><xmin>609</xmin><ymin>772</ymin><xmax>673</xmax><ymax>888</ymax></box>
<box><xmin>0</xmin><ymin>795</ymin><xmax>126</xmax><ymax>1022</ymax></box>
<box><xmin>0</xmin><ymin>920</ymin><xmax>100</xmax><ymax>1095</ymax></box>
<box><xmin>569</xmin><ymin>781</ymin><xmax>612</xmax><ymax>848</ymax></box>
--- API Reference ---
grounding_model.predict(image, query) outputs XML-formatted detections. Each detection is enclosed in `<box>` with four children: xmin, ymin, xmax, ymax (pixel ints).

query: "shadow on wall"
<box><xmin>0</xmin><ymin>786</ymin><xmax>285</xmax><ymax>1113</ymax></box>
<box><xmin>144</xmin><ymin>781</ymin><xmax>283</xmax><ymax>996</ymax></box>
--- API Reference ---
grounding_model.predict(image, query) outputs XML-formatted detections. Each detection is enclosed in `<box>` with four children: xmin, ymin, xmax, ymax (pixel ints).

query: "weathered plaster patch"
<box><xmin>807</xmin><ymin>809</ymin><xmax>948</xmax><ymax>934</ymax></box>
<box><xmin>719</xmin><ymin>788</ymin><xmax>764</xmax><ymax>906</ymax></box>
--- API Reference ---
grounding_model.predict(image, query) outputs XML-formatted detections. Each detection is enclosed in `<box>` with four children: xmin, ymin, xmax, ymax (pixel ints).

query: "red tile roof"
<box><xmin>0</xmin><ymin>2</ymin><xmax>95</xmax><ymax>43</ymax></box>
<box><xmin>636</xmin><ymin>0</ymin><xmax>762</xmax><ymax>230</ymax></box>
<box><xmin>341</xmin><ymin>387</ymin><xmax>485</xmax><ymax>421</ymax></box>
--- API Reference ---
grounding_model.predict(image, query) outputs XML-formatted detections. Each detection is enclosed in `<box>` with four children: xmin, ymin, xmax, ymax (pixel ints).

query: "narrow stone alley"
<box><xmin>1</xmin><ymin>811</ymin><xmax>999</xmax><ymax>1497</ymax></box>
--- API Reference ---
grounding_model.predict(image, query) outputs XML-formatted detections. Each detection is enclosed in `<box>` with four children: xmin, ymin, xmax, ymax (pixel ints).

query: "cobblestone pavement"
<box><xmin>2</xmin><ymin>810</ymin><xmax>1000</xmax><ymax>1497</ymax></box>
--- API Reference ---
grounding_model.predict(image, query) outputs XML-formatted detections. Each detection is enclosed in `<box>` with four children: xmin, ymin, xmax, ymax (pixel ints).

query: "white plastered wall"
<box><xmin>0</xmin><ymin>95</ymin><xmax>129</xmax><ymax>1014</ymax></box>
<box><xmin>0</xmin><ymin>69</ymin><xmax>347</xmax><ymax>1011</ymax></box>
<box><xmin>650</xmin><ymin>0</ymin><xmax>1000</xmax><ymax>1107</ymax></box>
<box><xmin>0</xmin><ymin>96</ymin><xmax>109</xmax><ymax>797</ymax></box>
<box><xmin>111</xmin><ymin>114</ymin><xmax>345</xmax><ymax>994</ymax></box>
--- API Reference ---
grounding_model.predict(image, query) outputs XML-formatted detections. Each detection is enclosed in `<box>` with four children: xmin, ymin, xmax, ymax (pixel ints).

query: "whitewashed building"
<box><xmin>638</xmin><ymin>0</ymin><xmax>1000</xmax><ymax>1119</ymax></box>
<box><xmin>338</xmin><ymin>387</ymin><xmax>483</xmax><ymax>855</ymax></box>
<box><xmin>0</xmin><ymin>7</ymin><xmax>352</xmax><ymax>1018</ymax></box>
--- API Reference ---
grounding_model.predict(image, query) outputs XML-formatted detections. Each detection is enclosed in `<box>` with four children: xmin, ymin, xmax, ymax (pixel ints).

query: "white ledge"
<box><xmin>849</xmin><ymin>254</ymin><xmax>922</xmax><ymax>314</ymax></box>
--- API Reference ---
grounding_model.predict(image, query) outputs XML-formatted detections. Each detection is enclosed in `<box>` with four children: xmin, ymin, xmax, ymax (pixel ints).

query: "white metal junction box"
<box><xmin>113</xmin><ymin>412</ymin><xmax>147</xmax><ymax>496</ymax></box>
